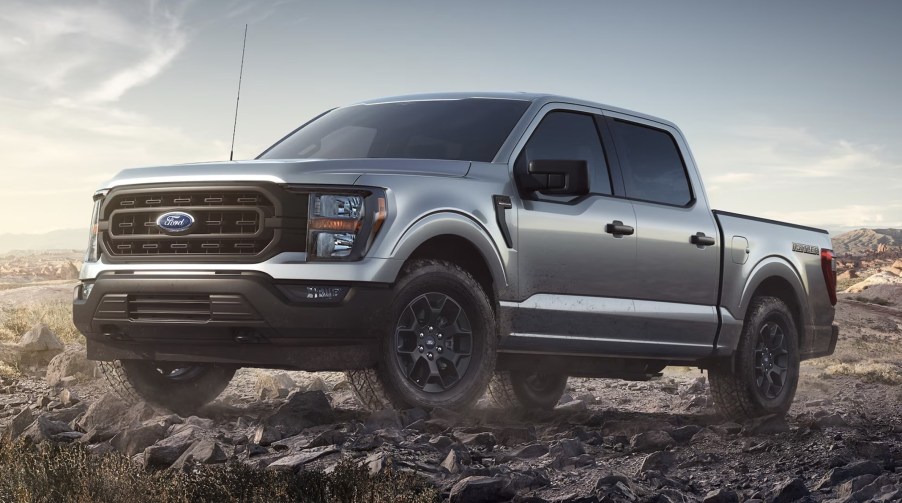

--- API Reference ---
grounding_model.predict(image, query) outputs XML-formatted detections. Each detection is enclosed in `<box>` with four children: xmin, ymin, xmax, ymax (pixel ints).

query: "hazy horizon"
<box><xmin>1</xmin><ymin>0</ymin><xmax>900</xmax><ymax>236</ymax></box>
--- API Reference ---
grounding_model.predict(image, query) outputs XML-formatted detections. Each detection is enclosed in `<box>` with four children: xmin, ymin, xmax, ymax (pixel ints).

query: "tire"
<box><xmin>709</xmin><ymin>296</ymin><xmax>800</xmax><ymax>420</ymax></box>
<box><xmin>489</xmin><ymin>370</ymin><xmax>568</xmax><ymax>410</ymax></box>
<box><xmin>99</xmin><ymin>360</ymin><xmax>236</xmax><ymax>414</ymax></box>
<box><xmin>345</xmin><ymin>369</ymin><xmax>391</xmax><ymax>411</ymax></box>
<box><xmin>369</xmin><ymin>259</ymin><xmax>497</xmax><ymax>410</ymax></box>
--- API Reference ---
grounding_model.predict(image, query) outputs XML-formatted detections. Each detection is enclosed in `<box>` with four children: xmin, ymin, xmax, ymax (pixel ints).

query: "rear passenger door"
<box><xmin>603</xmin><ymin>111</ymin><xmax>721</xmax><ymax>351</ymax></box>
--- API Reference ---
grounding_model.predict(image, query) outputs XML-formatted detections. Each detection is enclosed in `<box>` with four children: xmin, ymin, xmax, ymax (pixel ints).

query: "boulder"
<box><xmin>639</xmin><ymin>450</ymin><xmax>676</xmax><ymax>473</ymax></box>
<box><xmin>75</xmin><ymin>399</ymin><xmax>157</xmax><ymax>443</ymax></box>
<box><xmin>836</xmin><ymin>474</ymin><xmax>878</xmax><ymax>500</ymax></box>
<box><xmin>815</xmin><ymin>460</ymin><xmax>882</xmax><ymax>489</ymax></box>
<box><xmin>110</xmin><ymin>424</ymin><xmax>167</xmax><ymax>457</ymax></box>
<box><xmin>449</xmin><ymin>476</ymin><xmax>514</xmax><ymax>503</ymax></box>
<box><xmin>22</xmin><ymin>415</ymin><xmax>73</xmax><ymax>443</ymax></box>
<box><xmin>772</xmin><ymin>477</ymin><xmax>809</xmax><ymax>503</ymax></box>
<box><xmin>46</xmin><ymin>348</ymin><xmax>97</xmax><ymax>387</ymax></box>
<box><xmin>703</xmin><ymin>488</ymin><xmax>740</xmax><ymax>503</ymax></box>
<box><xmin>511</xmin><ymin>443</ymin><xmax>549</xmax><ymax>459</ymax></box>
<box><xmin>365</xmin><ymin>408</ymin><xmax>402</xmax><ymax>432</ymax></box>
<box><xmin>265</xmin><ymin>445</ymin><xmax>338</xmax><ymax>471</ymax></box>
<box><xmin>6</xmin><ymin>408</ymin><xmax>35</xmax><ymax>440</ymax></box>
<box><xmin>58</xmin><ymin>388</ymin><xmax>79</xmax><ymax>407</ymax></box>
<box><xmin>255</xmin><ymin>391</ymin><xmax>335</xmax><ymax>445</ymax></box>
<box><xmin>171</xmin><ymin>439</ymin><xmax>228</xmax><ymax>469</ymax></box>
<box><xmin>142</xmin><ymin>425</ymin><xmax>206</xmax><ymax>469</ymax></box>
<box><xmin>16</xmin><ymin>324</ymin><xmax>64</xmax><ymax>367</ymax></box>
<box><xmin>457</xmin><ymin>431</ymin><xmax>497</xmax><ymax>449</ymax></box>
<box><xmin>19</xmin><ymin>324</ymin><xmax>64</xmax><ymax>352</ymax></box>
<box><xmin>837</xmin><ymin>270</ymin><xmax>858</xmax><ymax>280</ymax></box>
<box><xmin>296</xmin><ymin>374</ymin><xmax>329</xmax><ymax>392</ymax></box>
<box><xmin>255</xmin><ymin>372</ymin><xmax>295</xmax><ymax>400</ymax></box>
<box><xmin>441</xmin><ymin>449</ymin><xmax>463</xmax><ymax>474</ymax></box>
<box><xmin>630</xmin><ymin>430</ymin><xmax>675</xmax><ymax>451</ymax></box>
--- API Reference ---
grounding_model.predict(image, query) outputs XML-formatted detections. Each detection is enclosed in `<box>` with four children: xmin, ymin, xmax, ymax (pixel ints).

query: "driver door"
<box><xmin>508</xmin><ymin>106</ymin><xmax>639</xmax><ymax>351</ymax></box>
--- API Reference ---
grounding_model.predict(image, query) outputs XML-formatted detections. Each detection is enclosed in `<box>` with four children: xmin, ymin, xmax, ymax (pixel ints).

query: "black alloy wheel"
<box><xmin>394</xmin><ymin>292</ymin><xmax>473</xmax><ymax>393</ymax></box>
<box><xmin>754</xmin><ymin>320</ymin><xmax>790</xmax><ymax>399</ymax></box>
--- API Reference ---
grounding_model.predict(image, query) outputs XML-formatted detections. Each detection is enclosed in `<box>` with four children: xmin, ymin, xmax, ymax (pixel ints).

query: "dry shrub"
<box><xmin>821</xmin><ymin>362</ymin><xmax>902</xmax><ymax>385</ymax></box>
<box><xmin>0</xmin><ymin>300</ymin><xmax>83</xmax><ymax>344</ymax></box>
<box><xmin>0</xmin><ymin>359</ymin><xmax>19</xmax><ymax>377</ymax></box>
<box><xmin>0</xmin><ymin>439</ymin><xmax>437</xmax><ymax>503</ymax></box>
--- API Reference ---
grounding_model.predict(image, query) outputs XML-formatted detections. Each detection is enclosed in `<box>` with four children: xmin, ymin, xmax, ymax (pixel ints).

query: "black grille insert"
<box><xmin>99</xmin><ymin>185</ymin><xmax>307</xmax><ymax>261</ymax></box>
<box><xmin>128</xmin><ymin>294</ymin><xmax>211</xmax><ymax>321</ymax></box>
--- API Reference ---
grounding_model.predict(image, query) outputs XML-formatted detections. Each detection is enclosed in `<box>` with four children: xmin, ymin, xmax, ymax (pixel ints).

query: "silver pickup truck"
<box><xmin>73</xmin><ymin>93</ymin><xmax>838</xmax><ymax>419</ymax></box>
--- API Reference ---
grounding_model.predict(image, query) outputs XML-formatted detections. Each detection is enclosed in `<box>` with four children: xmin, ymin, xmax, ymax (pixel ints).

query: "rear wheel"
<box><xmin>489</xmin><ymin>370</ymin><xmax>568</xmax><ymax>410</ymax></box>
<box><xmin>709</xmin><ymin>296</ymin><xmax>800</xmax><ymax>420</ymax></box>
<box><xmin>99</xmin><ymin>360</ymin><xmax>236</xmax><ymax>414</ymax></box>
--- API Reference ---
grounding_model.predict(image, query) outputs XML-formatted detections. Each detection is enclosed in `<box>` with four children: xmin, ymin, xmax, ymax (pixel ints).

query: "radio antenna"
<box><xmin>229</xmin><ymin>24</ymin><xmax>248</xmax><ymax>161</ymax></box>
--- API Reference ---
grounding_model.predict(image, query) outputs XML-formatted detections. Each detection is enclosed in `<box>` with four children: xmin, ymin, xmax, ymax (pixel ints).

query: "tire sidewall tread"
<box><xmin>711</xmin><ymin>296</ymin><xmax>800</xmax><ymax>420</ymax></box>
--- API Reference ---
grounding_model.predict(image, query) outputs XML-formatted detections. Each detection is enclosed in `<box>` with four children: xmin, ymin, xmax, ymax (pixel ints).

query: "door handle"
<box><xmin>691</xmin><ymin>232</ymin><xmax>716</xmax><ymax>247</ymax></box>
<box><xmin>605</xmin><ymin>220</ymin><xmax>634</xmax><ymax>237</ymax></box>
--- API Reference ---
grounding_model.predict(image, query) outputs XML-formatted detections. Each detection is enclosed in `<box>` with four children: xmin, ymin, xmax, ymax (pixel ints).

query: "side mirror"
<box><xmin>521</xmin><ymin>159</ymin><xmax>589</xmax><ymax>196</ymax></box>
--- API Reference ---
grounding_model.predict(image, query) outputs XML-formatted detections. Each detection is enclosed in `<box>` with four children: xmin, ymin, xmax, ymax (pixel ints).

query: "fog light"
<box><xmin>74</xmin><ymin>282</ymin><xmax>94</xmax><ymax>301</ymax></box>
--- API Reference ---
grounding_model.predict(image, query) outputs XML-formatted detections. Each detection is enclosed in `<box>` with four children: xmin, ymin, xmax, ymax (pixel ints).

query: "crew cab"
<box><xmin>73</xmin><ymin>93</ymin><xmax>838</xmax><ymax>418</ymax></box>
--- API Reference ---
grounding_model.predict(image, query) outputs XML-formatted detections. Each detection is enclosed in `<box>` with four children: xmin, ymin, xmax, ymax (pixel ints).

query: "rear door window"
<box><xmin>610</xmin><ymin>119</ymin><xmax>693</xmax><ymax>206</ymax></box>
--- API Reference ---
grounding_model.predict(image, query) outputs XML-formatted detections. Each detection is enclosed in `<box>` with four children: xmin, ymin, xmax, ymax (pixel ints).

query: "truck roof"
<box><xmin>353</xmin><ymin>92</ymin><xmax>679</xmax><ymax>130</ymax></box>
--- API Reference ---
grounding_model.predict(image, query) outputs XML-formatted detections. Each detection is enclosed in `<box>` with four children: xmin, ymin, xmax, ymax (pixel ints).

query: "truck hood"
<box><xmin>100</xmin><ymin>158</ymin><xmax>472</xmax><ymax>189</ymax></box>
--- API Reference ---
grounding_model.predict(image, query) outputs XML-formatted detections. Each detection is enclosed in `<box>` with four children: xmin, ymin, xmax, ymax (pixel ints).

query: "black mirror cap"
<box><xmin>526</xmin><ymin>159</ymin><xmax>589</xmax><ymax>196</ymax></box>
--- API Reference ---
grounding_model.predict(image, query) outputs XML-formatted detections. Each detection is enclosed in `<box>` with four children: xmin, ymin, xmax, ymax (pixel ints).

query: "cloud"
<box><xmin>760</xmin><ymin>203</ymin><xmax>902</xmax><ymax>229</ymax></box>
<box><xmin>0</xmin><ymin>1</ymin><xmax>188</xmax><ymax>103</ymax></box>
<box><xmin>695</xmin><ymin>122</ymin><xmax>901</xmax><ymax>229</ymax></box>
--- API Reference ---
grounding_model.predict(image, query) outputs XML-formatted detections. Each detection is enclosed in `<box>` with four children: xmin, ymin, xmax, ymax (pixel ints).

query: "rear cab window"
<box><xmin>609</xmin><ymin>119</ymin><xmax>693</xmax><ymax>206</ymax></box>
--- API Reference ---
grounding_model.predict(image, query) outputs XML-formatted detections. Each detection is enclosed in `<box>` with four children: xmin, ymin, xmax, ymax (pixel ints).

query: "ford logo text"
<box><xmin>156</xmin><ymin>211</ymin><xmax>195</xmax><ymax>233</ymax></box>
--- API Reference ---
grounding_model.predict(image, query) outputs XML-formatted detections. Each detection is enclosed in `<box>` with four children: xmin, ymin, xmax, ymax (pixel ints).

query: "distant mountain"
<box><xmin>832</xmin><ymin>228</ymin><xmax>902</xmax><ymax>256</ymax></box>
<box><xmin>0</xmin><ymin>229</ymin><xmax>85</xmax><ymax>254</ymax></box>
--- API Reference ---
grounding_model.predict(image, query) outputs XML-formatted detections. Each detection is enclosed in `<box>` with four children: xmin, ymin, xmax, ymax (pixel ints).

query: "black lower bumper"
<box><xmin>73</xmin><ymin>272</ymin><xmax>391</xmax><ymax>370</ymax></box>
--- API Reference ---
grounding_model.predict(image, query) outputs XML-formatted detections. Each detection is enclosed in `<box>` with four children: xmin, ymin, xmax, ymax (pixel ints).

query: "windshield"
<box><xmin>258</xmin><ymin>98</ymin><xmax>530</xmax><ymax>163</ymax></box>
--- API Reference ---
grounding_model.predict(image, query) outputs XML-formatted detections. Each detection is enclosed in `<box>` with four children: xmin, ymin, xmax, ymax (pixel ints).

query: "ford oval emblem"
<box><xmin>156</xmin><ymin>211</ymin><xmax>195</xmax><ymax>233</ymax></box>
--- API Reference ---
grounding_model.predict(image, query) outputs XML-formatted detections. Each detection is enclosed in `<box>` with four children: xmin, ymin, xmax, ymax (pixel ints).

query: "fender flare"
<box><xmin>388</xmin><ymin>211</ymin><xmax>509</xmax><ymax>288</ymax></box>
<box><xmin>737</xmin><ymin>256</ymin><xmax>812</xmax><ymax>328</ymax></box>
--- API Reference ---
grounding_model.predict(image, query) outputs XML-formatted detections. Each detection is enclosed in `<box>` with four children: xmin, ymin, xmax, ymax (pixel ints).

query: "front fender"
<box><xmin>388</xmin><ymin>211</ymin><xmax>512</xmax><ymax>297</ymax></box>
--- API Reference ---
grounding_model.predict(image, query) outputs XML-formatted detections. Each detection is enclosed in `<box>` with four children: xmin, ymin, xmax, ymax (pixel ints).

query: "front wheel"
<box><xmin>709</xmin><ymin>296</ymin><xmax>800</xmax><ymax>420</ymax></box>
<box><xmin>99</xmin><ymin>360</ymin><xmax>236</xmax><ymax>414</ymax></box>
<box><xmin>365</xmin><ymin>259</ymin><xmax>497</xmax><ymax>411</ymax></box>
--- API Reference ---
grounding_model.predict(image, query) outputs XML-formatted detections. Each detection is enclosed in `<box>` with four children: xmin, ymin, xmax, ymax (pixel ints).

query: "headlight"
<box><xmin>84</xmin><ymin>191</ymin><xmax>106</xmax><ymax>262</ymax></box>
<box><xmin>307</xmin><ymin>190</ymin><xmax>387</xmax><ymax>260</ymax></box>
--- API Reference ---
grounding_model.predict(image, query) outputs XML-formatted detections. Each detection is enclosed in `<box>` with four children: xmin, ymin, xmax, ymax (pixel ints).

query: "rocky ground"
<box><xmin>0</xmin><ymin>250</ymin><xmax>82</xmax><ymax>287</ymax></box>
<box><xmin>0</xmin><ymin>288</ymin><xmax>900</xmax><ymax>503</ymax></box>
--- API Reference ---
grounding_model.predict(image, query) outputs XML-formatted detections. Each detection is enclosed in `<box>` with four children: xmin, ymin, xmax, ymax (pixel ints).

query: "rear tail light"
<box><xmin>820</xmin><ymin>248</ymin><xmax>837</xmax><ymax>306</ymax></box>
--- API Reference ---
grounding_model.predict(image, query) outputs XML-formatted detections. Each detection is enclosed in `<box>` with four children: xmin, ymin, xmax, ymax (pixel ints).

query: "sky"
<box><xmin>1</xmin><ymin>0</ymin><xmax>900</xmax><ymax>236</ymax></box>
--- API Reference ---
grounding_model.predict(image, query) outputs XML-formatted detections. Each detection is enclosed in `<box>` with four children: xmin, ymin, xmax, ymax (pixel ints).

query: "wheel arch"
<box><xmin>738</xmin><ymin>258</ymin><xmax>811</xmax><ymax>345</ymax></box>
<box><xmin>389</xmin><ymin>212</ymin><xmax>509</xmax><ymax>303</ymax></box>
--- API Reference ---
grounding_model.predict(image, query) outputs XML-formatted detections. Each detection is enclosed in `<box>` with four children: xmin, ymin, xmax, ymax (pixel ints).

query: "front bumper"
<box><xmin>73</xmin><ymin>272</ymin><xmax>392</xmax><ymax>370</ymax></box>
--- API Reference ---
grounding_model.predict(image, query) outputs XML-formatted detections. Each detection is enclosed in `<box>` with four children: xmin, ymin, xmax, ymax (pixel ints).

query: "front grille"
<box><xmin>99</xmin><ymin>184</ymin><xmax>307</xmax><ymax>262</ymax></box>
